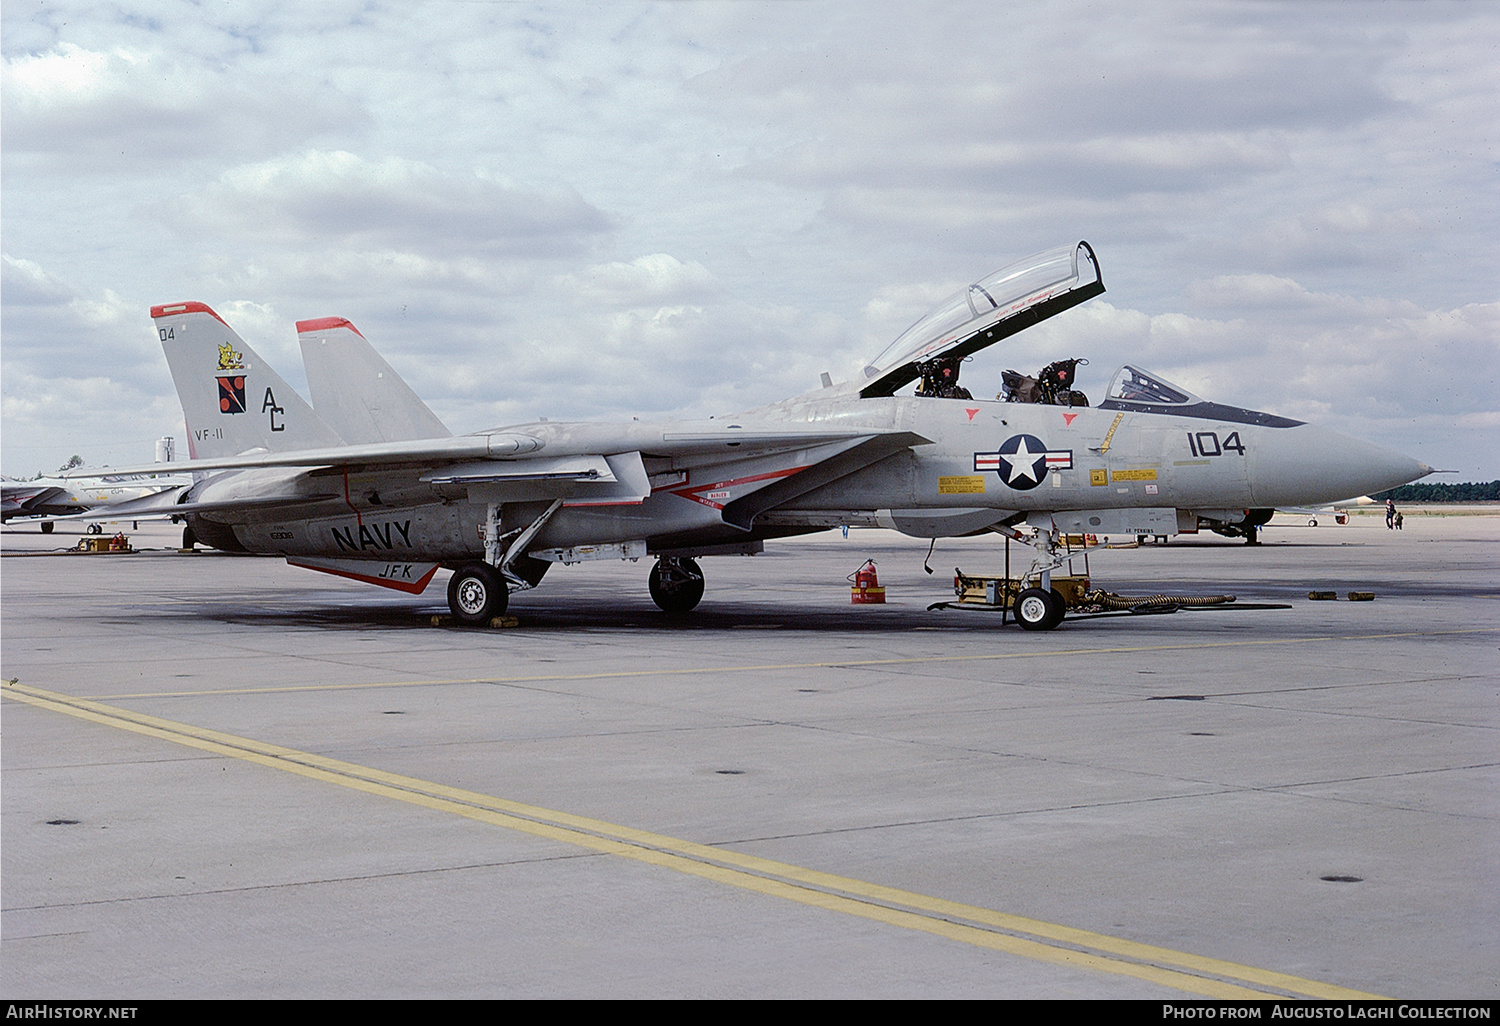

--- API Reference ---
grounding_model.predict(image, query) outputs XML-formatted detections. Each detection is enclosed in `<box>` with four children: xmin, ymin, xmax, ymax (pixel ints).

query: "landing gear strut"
<box><xmin>649</xmin><ymin>556</ymin><xmax>704</xmax><ymax>613</ymax></box>
<box><xmin>987</xmin><ymin>522</ymin><xmax>1080</xmax><ymax>631</ymax></box>
<box><xmin>443</xmin><ymin>500</ymin><xmax>563</xmax><ymax>624</ymax></box>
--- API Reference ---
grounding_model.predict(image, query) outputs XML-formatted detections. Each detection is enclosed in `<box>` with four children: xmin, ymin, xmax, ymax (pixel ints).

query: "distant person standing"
<box><xmin>1386</xmin><ymin>498</ymin><xmax>1396</xmax><ymax>529</ymax></box>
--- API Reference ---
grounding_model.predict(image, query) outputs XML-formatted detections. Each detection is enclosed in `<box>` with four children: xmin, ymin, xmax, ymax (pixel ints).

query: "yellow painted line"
<box><xmin>65</xmin><ymin>626</ymin><xmax>1500</xmax><ymax>701</ymax></box>
<box><xmin>5</xmin><ymin>680</ymin><xmax>1383</xmax><ymax>1000</ymax></box>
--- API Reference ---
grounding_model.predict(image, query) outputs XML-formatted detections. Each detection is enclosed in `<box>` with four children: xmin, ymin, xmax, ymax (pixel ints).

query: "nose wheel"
<box><xmin>1014</xmin><ymin>587</ymin><xmax>1066</xmax><ymax>631</ymax></box>
<box><xmin>447</xmin><ymin>562</ymin><xmax>509</xmax><ymax>624</ymax></box>
<box><xmin>649</xmin><ymin>557</ymin><xmax>705</xmax><ymax>613</ymax></box>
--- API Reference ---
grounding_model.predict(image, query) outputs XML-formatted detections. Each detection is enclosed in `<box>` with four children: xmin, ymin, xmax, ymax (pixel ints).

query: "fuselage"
<box><xmin>197</xmin><ymin>391</ymin><xmax>1428</xmax><ymax>564</ymax></box>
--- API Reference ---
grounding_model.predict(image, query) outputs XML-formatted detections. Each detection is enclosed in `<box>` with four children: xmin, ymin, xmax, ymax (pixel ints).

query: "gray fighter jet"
<box><xmin>3</xmin><ymin>472</ymin><xmax>182</xmax><ymax>533</ymax></box>
<box><xmin>76</xmin><ymin>242</ymin><xmax>1430</xmax><ymax>630</ymax></box>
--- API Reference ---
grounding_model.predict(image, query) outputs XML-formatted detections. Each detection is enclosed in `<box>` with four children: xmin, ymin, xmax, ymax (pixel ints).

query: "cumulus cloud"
<box><xmin>161</xmin><ymin>150</ymin><xmax>613</xmax><ymax>258</ymax></box>
<box><xmin>556</xmin><ymin>254</ymin><xmax>720</xmax><ymax>307</ymax></box>
<box><xmin>0</xmin><ymin>258</ymin><xmax>160</xmax><ymax>387</ymax></box>
<box><xmin>2</xmin><ymin>43</ymin><xmax>365</xmax><ymax>168</ymax></box>
<box><xmin>2</xmin><ymin>254</ymin><xmax>74</xmax><ymax>306</ymax></box>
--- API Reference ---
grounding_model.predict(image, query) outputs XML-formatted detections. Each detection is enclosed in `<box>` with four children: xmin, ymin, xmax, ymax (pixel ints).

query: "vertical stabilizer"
<box><xmin>297</xmin><ymin>317</ymin><xmax>451</xmax><ymax>443</ymax></box>
<box><xmin>153</xmin><ymin>303</ymin><xmax>345</xmax><ymax>459</ymax></box>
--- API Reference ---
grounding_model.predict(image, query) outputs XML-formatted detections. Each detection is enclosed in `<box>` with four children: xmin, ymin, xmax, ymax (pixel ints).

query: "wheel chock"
<box><xmin>1347</xmin><ymin>592</ymin><xmax>1375</xmax><ymax>602</ymax></box>
<box><xmin>429</xmin><ymin>614</ymin><xmax>520</xmax><ymax>628</ymax></box>
<box><xmin>1308</xmin><ymin>591</ymin><xmax>1337</xmax><ymax>601</ymax></box>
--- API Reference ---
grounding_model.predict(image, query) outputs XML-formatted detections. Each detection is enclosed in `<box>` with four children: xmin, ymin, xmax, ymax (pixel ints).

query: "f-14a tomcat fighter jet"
<box><xmin>2</xmin><ymin>473</ymin><xmax>177</xmax><ymax>531</ymax></box>
<box><xmin>77</xmin><ymin>241</ymin><xmax>1430</xmax><ymax>630</ymax></box>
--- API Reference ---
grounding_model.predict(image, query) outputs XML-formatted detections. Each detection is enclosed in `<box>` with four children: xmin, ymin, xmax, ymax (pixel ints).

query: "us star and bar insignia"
<box><xmin>975</xmin><ymin>434</ymin><xmax>1073</xmax><ymax>491</ymax></box>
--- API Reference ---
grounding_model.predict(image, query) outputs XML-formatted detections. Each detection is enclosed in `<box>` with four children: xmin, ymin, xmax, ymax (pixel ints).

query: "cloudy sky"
<box><xmin>3</xmin><ymin>0</ymin><xmax>1496</xmax><ymax>482</ymax></box>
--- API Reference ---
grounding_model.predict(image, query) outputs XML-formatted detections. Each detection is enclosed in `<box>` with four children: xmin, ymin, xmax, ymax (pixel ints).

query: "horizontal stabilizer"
<box><xmin>62</xmin><ymin>425</ymin><xmax>915</xmax><ymax>480</ymax></box>
<box><xmin>74</xmin><ymin>483</ymin><xmax>340</xmax><ymax>519</ymax></box>
<box><xmin>68</xmin><ymin>485</ymin><xmax>192</xmax><ymax>518</ymax></box>
<box><xmin>4</xmin><ymin>486</ymin><xmax>66</xmax><ymax>512</ymax></box>
<box><xmin>63</xmin><ymin>432</ymin><xmax>545</xmax><ymax>478</ymax></box>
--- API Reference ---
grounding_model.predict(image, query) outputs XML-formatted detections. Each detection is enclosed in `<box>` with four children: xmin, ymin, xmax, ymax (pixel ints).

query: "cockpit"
<box><xmin>854</xmin><ymin>241</ymin><xmax>1304</xmax><ymax>429</ymax></box>
<box><xmin>858</xmin><ymin>241</ymin><xmax>1103</xmax><ymax>399</ymax></box>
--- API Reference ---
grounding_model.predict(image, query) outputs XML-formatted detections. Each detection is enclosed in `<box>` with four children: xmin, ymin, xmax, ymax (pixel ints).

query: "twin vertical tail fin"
<box><xmin>153</xmin><ymin>303</ymin><xmax>345</xmax><ymax>460</ymax></box>
<box><xmin>297</xmin><ymin>317</ymin><xmax>451</xmax><ymax>444</ymax></box>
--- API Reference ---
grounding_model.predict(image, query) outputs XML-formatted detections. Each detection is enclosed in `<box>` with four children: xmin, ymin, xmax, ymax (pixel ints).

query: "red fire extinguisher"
<box><xmin>849</xmin><ymin>559</ymin><xmax>886</xmax><ymax>604</ymax></box>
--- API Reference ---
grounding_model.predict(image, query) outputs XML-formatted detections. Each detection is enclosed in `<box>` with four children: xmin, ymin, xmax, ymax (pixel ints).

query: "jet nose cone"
<box><xmin>1248</xmin><ymin>426</ymin><xmax>1431</xmax><ymax>508</ymax></box>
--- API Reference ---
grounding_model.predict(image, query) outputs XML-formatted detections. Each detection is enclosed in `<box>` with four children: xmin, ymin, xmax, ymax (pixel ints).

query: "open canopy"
<box><xmin>859</xmin><ymin>241</ymin><xmax>1103</xmax><ymax>398</ymax></box>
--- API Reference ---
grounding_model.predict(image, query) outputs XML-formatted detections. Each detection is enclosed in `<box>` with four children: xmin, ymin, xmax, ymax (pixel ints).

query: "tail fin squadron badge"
<box><xmin>217</xmin><ymin>342</ymin><xmax>245</xmax><ymax>370</ymax></box>
<box><xmin>218</xmin><ymin>375</ymin><xmax>246</xmax><ymax>414</ymax></box>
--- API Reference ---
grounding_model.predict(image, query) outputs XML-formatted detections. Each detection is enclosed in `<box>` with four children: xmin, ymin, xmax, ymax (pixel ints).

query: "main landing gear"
<box><xmin>442</xmin><ymin>499</ymin><xmax>713</xmax><ymax>623</ymax></box>
<box><xmin>447</xmin><ymin>561</ymin><xmax>508</xmax><ymax>625</ymax></box>
<box><xmin>649</xmin><ymin>556</ymin><xmax>704</xmax><ymax>613</ymax></box>
<box><xmin>444</xmin><ymin>500</ymin><xmax>558</xmax><ymax>624</ymax></box>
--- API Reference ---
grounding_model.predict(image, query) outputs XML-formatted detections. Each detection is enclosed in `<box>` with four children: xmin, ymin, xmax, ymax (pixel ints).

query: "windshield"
<box><xmin>1098</xmin><ymin>365</ymin><xmax>1304</xmax><ymax>427</ymax></box>
<box><xmin>1104</xmin><ymin>365</ymin><xmax>1201</xmax><ymax>405</ymax></box>
<box><xmin>862</xmin><ymin>241</ymin><xmax>1100</xmax><ymax>387</ymax></box>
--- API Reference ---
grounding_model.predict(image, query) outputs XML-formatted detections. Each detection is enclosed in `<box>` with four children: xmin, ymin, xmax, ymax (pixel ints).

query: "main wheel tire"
<box><xmin>87</xmin><ymin>522</ymin><xmax>102</xmax><ymax>535</ymax></box>
<box><xmin>1015</xmin><ymin>587</ymin><xmax>1063</xmax><ymax>631</ymax></box>
<box><xmin>447</xmin><ymin>562</ymin><xmax>508</xmax><ymax>625</ymax></box>
<box><xmin>40</xmin><ymin>521</ymin><xmax>54</xmax><ymax>534</ymax></box>
<box><xmin>649</xmin><ymin>557</ymin><xmax>705</xmax><ymax>613</ymax></box>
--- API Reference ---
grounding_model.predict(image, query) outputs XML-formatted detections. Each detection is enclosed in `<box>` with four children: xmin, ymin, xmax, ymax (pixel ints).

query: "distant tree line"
<box><xmin>1372</xmin><ymin>481</ymin><xmax>1500</xmax><ymax>502</ymax></box>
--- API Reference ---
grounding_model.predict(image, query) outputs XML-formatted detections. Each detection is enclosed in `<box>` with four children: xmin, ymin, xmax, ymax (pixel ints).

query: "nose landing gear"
<box><xmin>1014</xmin><ymin>586</ymin><xmax>1067</xmax><ymax>631</ymax></box>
